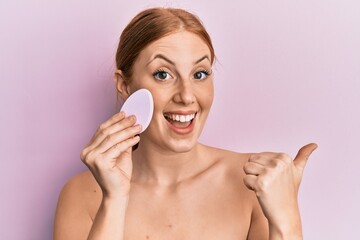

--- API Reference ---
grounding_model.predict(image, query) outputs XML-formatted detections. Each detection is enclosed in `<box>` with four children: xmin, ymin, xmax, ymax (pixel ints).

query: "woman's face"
<box><xmin>127</xmin><ymin>31</ymin><xmax>214</xmax><ymax>153</ymax></box>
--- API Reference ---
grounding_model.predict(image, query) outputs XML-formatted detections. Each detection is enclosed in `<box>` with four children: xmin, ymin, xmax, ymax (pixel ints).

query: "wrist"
<box><xmin>267</xmin><ymin>200</ymin><xmax>303</xmax><ymax>238</ymax></box>
<box><xmin>102</xmin><ymin>194</ymin><xmax>129</xmax><ymax>208</ymax></box>
<box><xmin>102</xmin><ymin>188</ymin><xmax>130</xmax><ymax>201</ymax></box>
<box><xmin>268</xmin><ymin>217</ymin><xmax>303</xmax><ymax>240</ymax></box>
<box><xmin>88</xmin><ymin>193</ymin><xmax>128</xmax><ymax>240</ymax></box>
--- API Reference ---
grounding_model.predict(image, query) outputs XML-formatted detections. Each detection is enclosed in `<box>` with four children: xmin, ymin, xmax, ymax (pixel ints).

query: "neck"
<box><xmin>131</xmin><ymin>139</ymin><xmax>203</xmax><ymax>187</ymax></box>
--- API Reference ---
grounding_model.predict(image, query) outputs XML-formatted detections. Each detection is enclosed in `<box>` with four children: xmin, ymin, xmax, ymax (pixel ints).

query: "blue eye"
<box><xmin>193</xmin><ymin>70</ymin><xmax>210</xmax><ymax>80</ymax></box>
<box><xmin>153</xmin><ymin>70</ymin><xmax>171</xmax><ymax>81</ymax></box>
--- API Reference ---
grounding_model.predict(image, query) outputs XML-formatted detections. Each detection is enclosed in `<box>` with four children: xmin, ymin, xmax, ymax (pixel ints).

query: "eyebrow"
<box><xmin>147</xmin><ymin>54</ymin><xmax>210</xmax><ymax>66</ymax></box>
<box><xmin>147</xmin><ymin>54</ymin><xmax>175</xmax><ymax>66</ymax></box>
<box><xmin>194</xmin><ymin>55</ymin><xmax>210</xmax><ymax>64</ymax></box>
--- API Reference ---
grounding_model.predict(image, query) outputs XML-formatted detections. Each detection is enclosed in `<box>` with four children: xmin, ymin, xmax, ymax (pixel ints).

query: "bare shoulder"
<box><xmin>57</xmin><ymin>170</ymin><xmax>102</xmax><ymax>216</ymax></box>
<box><xmin>54</xmin><ymin>171</ymin><xmax>101</xmax><ymax>240</ymax></box>
<box><xmin>61</xmin><ymin>170</ymin><xmax>100</xmax><ymax>193</ymax></box>
<box><xmin>202</xmin><ymin>144</ymin><xmax>250</xmax><ymax>176</ymax></box>
<box><xmin>58</xmin><ymin>171</ymin><xmax>98</xmax><ymax>198</ymax></box>
<box><xmin>200</xmin><ymin>144</ymin><xmax>253</xmax><ymax>191</ymax></box>
<box><xmin>202</xmin><ymin>145</ymin><xmax>268</xmax><ymax>237</ymax></box>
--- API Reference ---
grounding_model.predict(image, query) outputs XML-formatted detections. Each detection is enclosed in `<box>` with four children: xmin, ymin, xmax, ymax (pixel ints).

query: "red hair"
<box><xmin>115</xmin><ymin>7</ymin><xmax>215</xmax><ymax>82</ymax></box>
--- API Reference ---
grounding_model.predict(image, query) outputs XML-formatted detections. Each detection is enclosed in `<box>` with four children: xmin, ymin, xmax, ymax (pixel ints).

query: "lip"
<box><xmin>163</xmin><ymin>110</ymin><xmax>198</xmax><ymax>115</ymax></box>
<box><xmin>163</xmin><ymin>111</ymin><xmax>198</xmax><ymax>135</ymax></box>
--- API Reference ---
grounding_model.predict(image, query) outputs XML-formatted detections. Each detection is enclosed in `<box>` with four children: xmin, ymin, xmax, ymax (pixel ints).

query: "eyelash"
<box><xmin>152</xmin><ymin>69</ymin><xmax>211</xmax><ymax>81</ymax></box>
<box><xmin>152</xmin><ymin>68</ymin><xmax>171</xmax><ymax>81</ymax></box>
<box><xmin>194</xmin><ymin>70</ymin><xmax>210</xmax><ymax>80</ymax></box>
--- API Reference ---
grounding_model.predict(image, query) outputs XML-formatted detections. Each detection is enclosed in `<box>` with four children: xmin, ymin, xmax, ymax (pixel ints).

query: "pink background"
<box><xmin>1</xmin><ymin>0</ymin><xmax>359</xmax><ymax>239</ymax></box>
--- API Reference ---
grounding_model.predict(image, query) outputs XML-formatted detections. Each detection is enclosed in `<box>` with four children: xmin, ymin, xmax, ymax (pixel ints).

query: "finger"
<box><xmin>81</xmin><ymin>112</ymin><xmax>127</xmax><ymax>157</ymax></box>
<box><xmin>248</xmin><ymin>152</ymin><xmax>277</xmax><ymax>166</ymax></box>
<box><xmin>94</xmin><ymin>114</ymin><xmax>137</xmax><ymax>142</ymax></box>
<box><xmin>293</xmin><ymin>143</ymin><xmax>318</xmax><ymax>170</ymax></box>
<box><xmin>243</xmin><ymin>175</ymin><xmax>258</xmax><ymax>192</ymax></box>
<box><xmin>243</xmin><ymin>161</ymin><xmax>265</xmax><ymax>176</ymax></box>
<box><xmin>92</xmin><ymin>115</ymin><xmax>138</xmax><ymax>148</ymax></box>
<box><xmin>94</xmin><ymin>112</ymin><xmax>126</xmax><ymax>138</ymax></box>
<box><xmin>102</xmin><ymin>135</ymin><xmax>140</xmax><ymax>159</ymax></box>
<box><xmin>96</xmin><ymin>124</ymin><xmax>142</xmax><ymax>154</ymax></box>
<box><xmin>84</xmin><ymin>115</ymin><xmax>138</xmax><ymax>156</ymax></box>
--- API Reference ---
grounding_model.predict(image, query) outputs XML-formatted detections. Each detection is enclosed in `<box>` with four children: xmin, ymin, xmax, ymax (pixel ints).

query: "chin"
<box><xmin>165</xmin><ymin>138</ymin><xmax>199</xmax><ymax>153</ymax></box>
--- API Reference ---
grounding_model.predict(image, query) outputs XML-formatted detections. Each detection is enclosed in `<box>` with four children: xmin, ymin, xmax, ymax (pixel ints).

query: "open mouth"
<box><xmin>163</xmin><ymin>112</ymin><xmax>197</xmax><ymax>129</ymax></box>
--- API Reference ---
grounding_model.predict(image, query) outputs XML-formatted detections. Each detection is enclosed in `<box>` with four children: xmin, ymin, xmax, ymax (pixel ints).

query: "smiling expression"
<box><xmin>122</xmin><ymin>31</ymin><xmax>214</xmax><ymax>153</ymax></box>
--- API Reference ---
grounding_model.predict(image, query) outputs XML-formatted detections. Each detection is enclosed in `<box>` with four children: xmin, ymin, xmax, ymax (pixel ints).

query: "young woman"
<box><xmin>54</xmin><ymin>7</ymin><xmax>317</xmax><ymax>240</ymax></box>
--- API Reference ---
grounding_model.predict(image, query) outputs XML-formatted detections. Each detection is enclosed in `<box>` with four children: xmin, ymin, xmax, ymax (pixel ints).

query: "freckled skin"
<box><xmin>54</xmin><ymin>31</ymin><xmax>268</xmax><ymax>240</ymax></box>
<box><xmin>54</xmin><ymin>31</ymin><xmax>315</xmax><ymax>239</ymax></box>
<box><xmin>62</xmin><ymin>147</ymin><xmax>267</xmax><ymax>239</ymax></box>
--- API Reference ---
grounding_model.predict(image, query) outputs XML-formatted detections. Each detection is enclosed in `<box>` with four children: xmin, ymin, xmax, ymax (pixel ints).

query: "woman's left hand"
<box><xmin>243</xmin><ymin>143</ymin><xmax>318</xmax><ymax>234</ymax></box>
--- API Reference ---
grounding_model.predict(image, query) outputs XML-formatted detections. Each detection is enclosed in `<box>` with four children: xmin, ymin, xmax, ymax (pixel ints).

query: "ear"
<box><xmin>114</xmin><ymin>69</ymin><xmax>131</xmax><ymax>100</ymax></box>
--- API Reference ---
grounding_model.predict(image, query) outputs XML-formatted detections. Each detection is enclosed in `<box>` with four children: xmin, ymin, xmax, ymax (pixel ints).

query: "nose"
<box><xmin>173</xmin><ymin>79</ymin><xmax>195</xmax><ymax>105</ymax></box>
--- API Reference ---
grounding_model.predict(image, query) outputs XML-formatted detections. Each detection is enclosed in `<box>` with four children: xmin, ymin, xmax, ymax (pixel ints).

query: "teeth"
<box><xmin>164</xmin><ymin>113</ymin><xmax>196</xmax><ymax>122</ymax></box>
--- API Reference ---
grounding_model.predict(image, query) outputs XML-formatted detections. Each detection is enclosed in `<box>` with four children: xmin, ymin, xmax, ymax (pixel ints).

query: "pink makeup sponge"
<box><xmin>120</xmin><ymin>89</ymin><xmax>154</xmax><ymax>133</ymax></box>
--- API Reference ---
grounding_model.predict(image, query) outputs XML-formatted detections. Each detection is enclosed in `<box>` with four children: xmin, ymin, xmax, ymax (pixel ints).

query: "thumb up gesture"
<box><xmin>243</xmin><ymin>143</ymin><xmax>318</xmax><ymax>234</ymax></box>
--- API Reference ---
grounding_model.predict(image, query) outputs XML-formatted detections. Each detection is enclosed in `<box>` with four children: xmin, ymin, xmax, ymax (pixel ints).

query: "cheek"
<box><xmin>148</xmin><ymin>89</ymin><xmax>169</xmax><ymax>113</ymax></box>
<box><xmin>204</xmin><ymin>94</ymin><xmax>214</xmax><ymax>111</ymax></box>
<box><xmin>199</xmin><ymin>82</ymin><xmax>214</xmax><ymax>110</ymax></box>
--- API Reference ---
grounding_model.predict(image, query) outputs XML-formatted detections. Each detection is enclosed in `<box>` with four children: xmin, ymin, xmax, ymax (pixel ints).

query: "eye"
<box><xmin>153</xmin><ymin>69</ymin><xmax>172</xmax><ymax>81</ymax></box>
<box><xmin>193</xmin><ymin>70</ymin><xmax>210</xmax><ymax>80</ymax></box>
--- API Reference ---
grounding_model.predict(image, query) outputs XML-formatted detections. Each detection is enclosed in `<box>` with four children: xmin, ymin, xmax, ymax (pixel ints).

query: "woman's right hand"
<box><xmin>80</xmin><ymin>112</ymin><xmax>141</xmax><ymax>199</ymax></box>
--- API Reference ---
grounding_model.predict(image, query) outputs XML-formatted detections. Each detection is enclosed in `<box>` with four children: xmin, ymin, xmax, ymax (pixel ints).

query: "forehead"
<box><xmin>137</xmin><ymin>31</ymin><xmax>211</xmax><ymax>64</ymax></box>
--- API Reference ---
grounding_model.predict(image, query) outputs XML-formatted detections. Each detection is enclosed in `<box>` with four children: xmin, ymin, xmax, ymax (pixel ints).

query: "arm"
<box><xmin>247</xmin><ymin>206</ymin><xmax>302</xmax><ymax>240</ymax></box>
<box><xmin>246</xmin><ymin>194</ymin><xmax>302</xmax><ymax>240</ymax></box>
<box><xmin>54</xmin><ymin>175</ymin><xmax>94</xmax><ymax>240</ymax></box>
<box><xmin>54</xmin><ymin>112</ymin><xmax>141</xmax><ymax>239</ymax></box>
<box><xmin>53</xmin><ymin>173</ymin><xmax>130</xmax><ymax>240</ymax></box>
<box><xmin>247</xmin><ymin>198</ymin><xmax>269</xmax><ymax>240</ymax></box>
<box><xmin>267</xmin><ymin>202</ymin><xmax>303</xmax><ymax>239</ymax></box>
<box><xmin>87</xmin><ymin>196</ymin><xmax>129</xmax><ymax>240</ymax></box>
